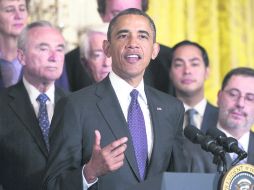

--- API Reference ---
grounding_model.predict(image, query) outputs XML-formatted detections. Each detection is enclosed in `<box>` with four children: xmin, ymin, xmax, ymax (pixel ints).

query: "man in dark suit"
<box><xmin>44</xmin><ymin>8</ymin><xmax>186</xmax><ymax>190</ymax></box>
<box><xmin>0</xmin><ymin>20</ymin><xmax>67</xmax><ymax>190</ymax></box>
<box><xmin>169</xmin><ymin>40</ymin><xmax>218</xmax><ymax>132</ymax></box>
<box><xmin>185</xmin><ymin>67</ymin><xmax>254</xmax><ymax>173</ymax></box>
<box><xmin>65</xmin><ymin>0</ymin><xmax>172</xmax><ymax>93</ymax></box>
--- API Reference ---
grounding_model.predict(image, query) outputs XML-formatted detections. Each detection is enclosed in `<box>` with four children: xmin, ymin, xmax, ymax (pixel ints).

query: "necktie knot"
<box><xmin>130</xmin><ymin>89</ymin><xmax>139</xmax><ymax>100</ymax></box>
<box><xmin>37</xmin><ymin>93</ymin><xmax>49</xmax><ymax>105</ymax></box>
<box><xmin>186</xmin><ymin>108</ymin><xmax>197</xmax><ymax>127</ymax></box>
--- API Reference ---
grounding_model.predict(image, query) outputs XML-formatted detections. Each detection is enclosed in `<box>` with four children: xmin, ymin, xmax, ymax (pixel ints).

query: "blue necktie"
<box><xmin>127</xmin><ymin>89</ymin><xmax>148</xmax><ymax>180</ymax></box>
<box><xmin>37</xmin><ymin>94</ymin><xmax>50</xmax><ymax>151</ymax></box>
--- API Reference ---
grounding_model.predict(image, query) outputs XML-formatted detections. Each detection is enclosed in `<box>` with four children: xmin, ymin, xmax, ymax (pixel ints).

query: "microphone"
<box><xmin>206</xmin><ymin>127</ymin><xmax>248</xmax><ymax>162</ymax></box>
<box><xmin>184</xmin><ymin>125</ymin><xmax>224</xmax><ymax>156</ymax></box>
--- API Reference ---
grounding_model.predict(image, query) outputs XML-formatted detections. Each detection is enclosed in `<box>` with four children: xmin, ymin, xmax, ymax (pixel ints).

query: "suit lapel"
<box><xmin>201</xmin><ymin>102</ymin><xmax>218</xmax><ymax>132</ymax></box>
<box><xmin>8</xmin><ymin>82</ymin><xmax>49</xmax><ymax>157</ymax></box>
<box><xmin>95</xmin><ymin>78</ymin><xmax>141</xmax><ymax>181</ymax></box>
<box><xmin>247</xmin><ymin>132</ymin><xmax>254</xmax><ymax>164</ymax></box>
<box><xmin>144</xmin><ymin>88</ymin><xmax>167</xmax><ymax>178</ymax></box>
<box><xmin>49</xmin><ymin>87</ymin><xmax>66</xmax><ymax>136</ymax></box>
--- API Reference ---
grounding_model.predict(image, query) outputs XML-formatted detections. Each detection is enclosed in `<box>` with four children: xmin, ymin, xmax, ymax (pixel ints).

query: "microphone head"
<box><xmin>206</xmin><ymin>127</ymin><xmax>227</xmax><ymax>138</ymax></box>
<box><xmin>184</xmin><ymin>125</ymin><xmax>204</xmax><ymax>144</ymax></box>
<box><xmin>206</xmin><ymin>127</ymin><xmax>227</xmax><ymax>144</ymax></box>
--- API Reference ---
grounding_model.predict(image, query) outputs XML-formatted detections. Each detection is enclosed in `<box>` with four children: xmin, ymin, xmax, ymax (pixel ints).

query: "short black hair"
<box><xmin>170</xmin><ymin>40</ymin><xmax>209</xmax><ymax>68</ymax></box>
<box><xmin>97</xmin><ymin>0</ymin><xmax>149</xmax><ymax>15</ymax></box>
<box><xmin>221</xmin><ymin>67</ymin><xmax>254</xmax><ymax>90</ymax></box>
<box><xmin>107</xmin><ymin>8</ymin><xmax>156</xmax><ymax>42</ymax></box>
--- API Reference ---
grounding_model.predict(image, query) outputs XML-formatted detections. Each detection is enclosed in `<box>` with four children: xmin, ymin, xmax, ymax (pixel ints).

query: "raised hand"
<box><xmin>83</xmin><ymin>130</ymin><xmax>128</xmax><ymax>183</ymax></box>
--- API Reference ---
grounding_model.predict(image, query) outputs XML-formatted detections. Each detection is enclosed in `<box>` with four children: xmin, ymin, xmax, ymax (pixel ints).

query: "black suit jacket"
<box><xmin>0</xmin><ymin>81</ymin><xmax>66</xmax><ymax>190</ymax></box>
<box><xmin>184</xmin><ymin>131</ymin><xmax>254</xmax><ymax>173</ymax></box>
<box><xmin>44</xmin><ymin>76</ymin><xmax>187</xmax><ymax>190</ymax></box>
<box><xmin>65</xmin><ymin>44</ymin><xmax>173</xmax><ymax>93</ymax></box>
<box><xmin>200</xmin><ymin>102</ymin><xmax>219</xmax><ymax>132</ymax></box>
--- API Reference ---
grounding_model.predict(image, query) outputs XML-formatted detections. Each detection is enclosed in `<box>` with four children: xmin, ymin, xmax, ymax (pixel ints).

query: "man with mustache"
<box><xmin>185</xmin><ymin>67</ymin><xmax>254</xmax><ymax>172</ymax></box>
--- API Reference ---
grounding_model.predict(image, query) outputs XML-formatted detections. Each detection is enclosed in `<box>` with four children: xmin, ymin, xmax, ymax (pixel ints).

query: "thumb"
<box><xmin>94</xmin><ymin>130</ymin><xmax>101</xmax><ymax>149</ymax></box>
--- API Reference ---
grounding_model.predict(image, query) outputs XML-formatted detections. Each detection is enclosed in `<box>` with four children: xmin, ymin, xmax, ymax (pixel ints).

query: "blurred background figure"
<box><xmin>65</xmin><ymin>0</ymin><xmax>173</xmax><ymax>94</ymax></box>
<box><xmin>79</xmin><ymin>23</ymin><xmax>111</xmax><ymax>84</ymax></box>
<box><xmin>0</xmin><ymin>0</ymin><xmax>28</xmax><ymax>89</ymax></box>
<box><xmin>0</xmin><ymin>20</ymin><xmax>67</xmax><ymax>190</ymax></box>
<box><xmin>169</xmin><ymin>40</ymin><xmax>218</xmax><ymax>132</ymax></box>
<box><xmin>184</xmin><ymin>67</ymin><xmax>254</xmax><ymax>173</ymax></box>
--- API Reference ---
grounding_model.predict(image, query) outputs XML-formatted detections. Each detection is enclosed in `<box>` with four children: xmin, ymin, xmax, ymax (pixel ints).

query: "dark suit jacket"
<box><xmin>184</xmin><ymin>131</ymin><xmax>254</xmax><ymax>173</ymax></box>
<box><xmin>65</xmin><ymin>44</ymin><xmax>173</xmax><ymax>93</ymax></box>
<box><xmin>44</xmin><ymin>76</ymin><xmax>187</xmax><ymax>190</ymax></box>
<box><xmin>0</xmin><ymin>81</ymin><xmax>66</xmax><ymax>190</ymax></box>
<box><xmin>200</xmin><ymin>102</ymin><xmax>219</xmax><ymax>133</ymax></box>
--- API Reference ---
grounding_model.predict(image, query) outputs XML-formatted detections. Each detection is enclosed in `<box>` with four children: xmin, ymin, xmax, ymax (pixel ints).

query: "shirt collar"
<box><xmin>217</xmin><ymin>124</ymin><xmax>250</xmax><ymax>152</ymax></box>
<box><xmin>109</xmin><ymin>71</ymin><xmax>147</xmax><ymax>104</ymax></box>
<box><xmin>23</xmin><ymin>77</ymin><xmax>55</xmax><ymax>104</ymax></box>
<box><xmin>184</xmin><ymin>98</ymin><xmax>207</xmax><ymax>117</ymax></box>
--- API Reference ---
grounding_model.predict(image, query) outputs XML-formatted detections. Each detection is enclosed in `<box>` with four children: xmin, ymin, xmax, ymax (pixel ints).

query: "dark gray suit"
<box><xmin>200</xmin><ymin>102</ymin><xmax>218</xmax><ymax>132</ymax></box>
<box><xmin>0</xmin><ymin>81</ymin><xmax>66</xmax><ymax>190</ymax></box>
<box><xmin>184</xmin><ymin>131</ymin><xmax>254</xmax><ymax>173</ymax></box>
<box><xmin>44</xmin><ymin>76</ymin><xmax>187</xmax><ymax>190</ymax></box>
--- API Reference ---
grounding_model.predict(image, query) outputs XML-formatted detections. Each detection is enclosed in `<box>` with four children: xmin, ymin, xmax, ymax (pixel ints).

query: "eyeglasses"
<box><xmin>224</xmin><ymin>89</ymin><xmax>254</xmax><ymax>104</ymax></box>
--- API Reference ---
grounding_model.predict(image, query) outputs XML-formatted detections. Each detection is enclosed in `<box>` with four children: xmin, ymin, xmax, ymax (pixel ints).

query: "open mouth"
<box><xmin>124</xmin><ymin>54</ymin><xmax>142</xmax><ymax>63</ymax></box>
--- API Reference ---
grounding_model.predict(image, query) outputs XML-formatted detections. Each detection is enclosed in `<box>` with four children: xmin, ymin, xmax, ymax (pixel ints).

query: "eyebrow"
<box><xmin>115</xmin><ymin>29</ymin><xmax>150</xmax><ymax>37</ymax></box>
<box><xmin>37</xmin><ymin>43</ymin><xmax>65</xmax><ymax>49</ymax></box>
<box><xmin>115</xmin><ymin>29</ymin><xmax>129</xmax><ymax>36</ymax></box>
<box><xmin>138</xmin><ymin>30</ymin><xmax>150</xmax><ymax>37</ymax></box>
<box><xmin>173</xmin><ymin>57</ymin><xmax>201</xmax><ymax>62</ymax></box>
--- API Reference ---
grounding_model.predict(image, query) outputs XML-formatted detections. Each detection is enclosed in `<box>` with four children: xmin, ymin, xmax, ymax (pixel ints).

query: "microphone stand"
<box><xmin>212</xmin><ymin>151</ymin><xmax>227</xmax><ymax>174</ymax></box>
<box><xmin>213</xmin><ymin>152</ymin><xmax>227</xmax><ymax>190</ymax></box>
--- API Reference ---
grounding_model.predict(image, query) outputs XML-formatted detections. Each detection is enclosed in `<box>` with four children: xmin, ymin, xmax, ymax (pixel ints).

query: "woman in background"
<box><xmin>0</xmin><ymin>0</ymin><xmax>28</xmax><ymax>89</ymax></box>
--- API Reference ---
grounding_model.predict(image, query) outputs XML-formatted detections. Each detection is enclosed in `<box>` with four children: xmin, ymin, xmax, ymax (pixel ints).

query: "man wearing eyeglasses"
<box><xmin>216</xmin><ymin>67</ymin><xmax>254</xmax><ymax>164</ymax></box>
<box><xmin>185</xmin><ymin>67</ymin><xmax>254</xmax><ymax>173</ymax></box>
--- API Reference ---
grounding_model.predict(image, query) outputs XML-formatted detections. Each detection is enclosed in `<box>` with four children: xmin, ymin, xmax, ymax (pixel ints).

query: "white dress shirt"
<box><xmin>109</xmin><ymin>71</ymin><xmax>154</xmax><ymax>159</ymax></box>
<box><xmin>82</xmin><ymin>71</ymin><xmax>154</xmax><ymax>190</ymax></box>
<box><xmin>217</xmin><ymin>125</ymin><xmax>249</xmax><ymax>163</ymax></box>
<box><xmin>23</xmin><ymin>77</ymin><xmax>55</xmax><ymax>122</ymax></box>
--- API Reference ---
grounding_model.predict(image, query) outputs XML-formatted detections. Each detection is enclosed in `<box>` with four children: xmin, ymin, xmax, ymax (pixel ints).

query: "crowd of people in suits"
<box><xmin>0</xmin><ymin>0</ymin><xmax>254</xmax><ymax>190</ymax></box>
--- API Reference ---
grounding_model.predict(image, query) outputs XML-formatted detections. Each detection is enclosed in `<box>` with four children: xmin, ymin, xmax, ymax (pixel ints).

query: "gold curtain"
<box><xmin>147</xmin><ymin>0</ymin><xmax>254</xmax><ymax>105</ymax></box>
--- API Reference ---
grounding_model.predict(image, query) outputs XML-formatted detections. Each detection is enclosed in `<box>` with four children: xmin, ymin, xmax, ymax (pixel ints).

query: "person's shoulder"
<box><xmin>146</xmin><ymin>85</ymin><xmax>181</xmax><ymax>104</ymax></box>
<box><xmin>206</xmin><ymin>101</ymin><xmax>218</xmax><ymax>111</ymax></box>
<box><xmin>158</xmin><ymin>43</ymin><xmax>171</xmax><ymax>54</ymax></box>
<box><xmin>0</xmin><ymin>83</ymin><xmax>24</xmax><ymax>105</ymax></box>
<box><xmin>65</xmin><ymin>47</ymin><xmax>80</xmax><ymax>58</ymax></box>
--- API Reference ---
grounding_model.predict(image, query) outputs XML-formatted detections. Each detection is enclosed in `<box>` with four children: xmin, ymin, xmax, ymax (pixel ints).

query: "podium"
<box><xmin>128</xmin><ymin>172</ymin><xmax>221</xmax><ymax>190</ymax></box>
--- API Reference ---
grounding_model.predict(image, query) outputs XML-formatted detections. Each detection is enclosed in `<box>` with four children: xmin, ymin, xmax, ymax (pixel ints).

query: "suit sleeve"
<box><xmin>168</xmin><ymin>101</ymin><xmax>188</xmax><ymax>172</ymax></box>
<box><xmin>43</xmin><ymin>98</ymin><xmax>85</xmax><ymax>190</ymax></box>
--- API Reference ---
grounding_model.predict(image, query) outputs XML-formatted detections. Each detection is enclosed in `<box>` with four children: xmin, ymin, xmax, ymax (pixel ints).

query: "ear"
<box><xmin>103</xmin><ymin>40</ymin><xmax>111</xmax><ymax>58</ymax></box>
<box><xmin>205</xmin><ymin>67</ymin><xmax>210</xmax><ymax>80</ymax></box>
<box><xmin>151</xmin><ymin>43</ymin><xmax>160</xmax><ymax>60</ymax></box>
<box><xmin>217</xmin><ymin>90</ymin><xmax>222</xmax><ymax>106</ymax></box>
<box><xmin>17</xmin><ymin>49</ymin><xmax>26</xmax><ymax>66</ymax></box>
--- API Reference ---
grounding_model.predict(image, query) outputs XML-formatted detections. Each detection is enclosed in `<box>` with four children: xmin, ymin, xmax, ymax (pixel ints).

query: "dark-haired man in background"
<box><xmin>185</xmin><ymin>67</ymin><xmax>254</xmax><ymax>172</ymax></box>
<box><xmin>169</xmin><ymin>40</ymin><xmax>218</xmax><ymax>132</ymax></box>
